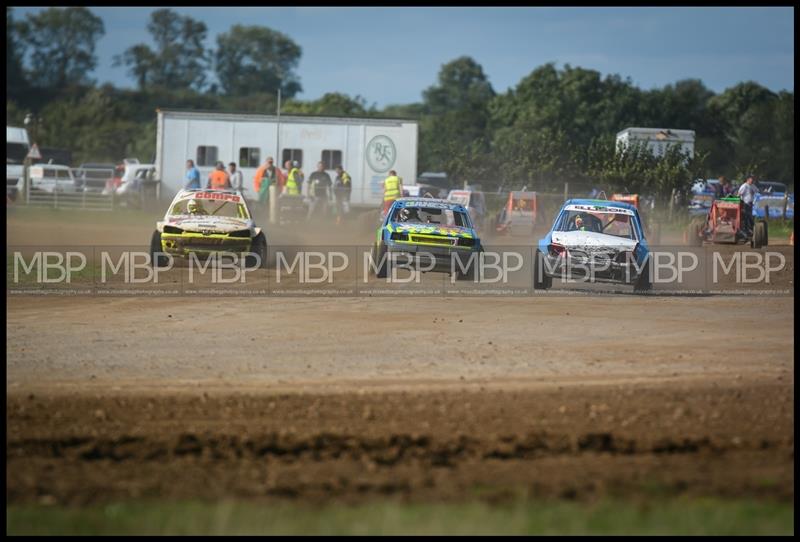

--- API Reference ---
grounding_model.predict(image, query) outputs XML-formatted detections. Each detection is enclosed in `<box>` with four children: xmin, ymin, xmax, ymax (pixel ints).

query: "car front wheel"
<box><xmin>533</xmin><ymin>250</ymin><xmax>552</xmax><ymax>290</ymax></box>
<box><xmin>150</xmin><ymin>230</ymin><xmax>169</xmax><ymax>268</ymax></box>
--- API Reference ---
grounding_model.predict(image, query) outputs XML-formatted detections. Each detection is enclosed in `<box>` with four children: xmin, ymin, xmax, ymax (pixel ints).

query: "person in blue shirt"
<box><xmin>184</xmin><ymin>159</ymin><xmax>201</xmax><ymax>189</ymax></box>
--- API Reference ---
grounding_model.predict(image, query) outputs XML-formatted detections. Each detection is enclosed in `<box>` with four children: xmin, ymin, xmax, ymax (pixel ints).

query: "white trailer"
<box><xmin>155</xmin><ymin>109</ymin><xmax>418</xmax><ymax>207</ymax></box>
<box><xmin>615</xmin><ymin>127</ymin><xmax>695</xmax><ymax>160</ymax></box>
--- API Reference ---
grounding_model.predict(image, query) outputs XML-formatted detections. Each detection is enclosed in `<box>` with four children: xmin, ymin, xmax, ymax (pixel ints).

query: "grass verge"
<box><xmin>6</xmin><ymin>498</ymin><xmax>794</xmax><ymax>535</ymax></box>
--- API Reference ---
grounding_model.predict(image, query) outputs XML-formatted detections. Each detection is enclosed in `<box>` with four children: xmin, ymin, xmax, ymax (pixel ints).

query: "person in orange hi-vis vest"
<box><xmin>207</xmin><ymin>161</ymin><xmax>231</xmax><ymax>189</ymax></box>
<box><xmin>254</xmin><ymin>157</ymin><xmax>284</xmax><ymax>204</ymax></box>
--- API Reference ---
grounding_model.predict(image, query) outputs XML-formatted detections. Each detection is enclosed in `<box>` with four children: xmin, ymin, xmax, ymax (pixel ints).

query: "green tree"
<box><xmin>6</xmin><ymin>8</ymin><xmax>28</xmax><ymax>99</ymax></box>
<box><xmin>770</xmin><ymin>91</ymin><xmax>794</xmax><ymax>183</ymax></box>
<box><xmin>282</xmin><ymin>93</ymin><xmax>371</xmax><ymax>116</ymax></box>
<box><xmin>419</xmin><ymin>56</ymin><xmax>496</xmax><ymax>174</ymax></box>
<box><xmin>380</xmin><ymin>102</ymin><xmax>426</xmax><ymax>119</ymax></box>
<box><xmin>115</xmin><ymin>9</ymin><xmax>209</xmax><ymax>91</ymax></box>
<box><xmin>36</xmin><ymin>87</ymin><xmax>142</xmax><ymax>163</ymax></box>
<box><xmin>214</xmin><ymin>25</ymin><xmax>302</xmax><ymax>98</ymax></box>
<box><xmin>492</xmin><ymin>126</ymin><xmax>582</xmax><ymax>191</ymax></box>
<box><xmin>587</xmin><ymin>137</ymin><xmax>707</xmax><ymax>205</ymax></box>
<box><xmin>16</xmin><ymin>7</ymin><xmax>104</xmax><ymax>88</ymax></box>
<box><xmin>115</xmin><ymin>45</ymin><xmax>157</xmax><ymax>90</ymax></box>
<box><xmin>6</xmin><ymin>100</ymin><xmax>26</xmax><ymax>126</ymax></box>
<box><xmin>486</xmin><ymin>63</ymin><xmax>650</xmax><ymax>190</ymax></box>
<box><xmin>707</xmin><ymin>82</ymin><xmax>782</xmax><ymax>181</ymax></box>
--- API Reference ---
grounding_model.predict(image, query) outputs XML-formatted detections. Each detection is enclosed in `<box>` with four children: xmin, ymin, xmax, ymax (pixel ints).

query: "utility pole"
<box><xmin>275</xmin><ymin>87</ymin><xmax>281</xmax><ymax>165</ymax></box>
<box><xmin>22</xmin><ymin>113</ymin><xmax>38</xmax><ymax>205</ymax></box>
<box><xmin>270</xmin><ymin>88</ymin><xmax>282</xmax><ymax>225</ymax></box>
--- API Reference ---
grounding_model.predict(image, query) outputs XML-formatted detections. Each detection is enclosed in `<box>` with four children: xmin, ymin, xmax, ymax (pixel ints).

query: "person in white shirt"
<box><xmin>228</xmin><ymin>162</ymin><xmax>244</xmax><ymax>192</ymax></box>
<box><xmin>737</xmin><ymin>174</ymin><xmax>759</xmax><ymax>234</ymax></box>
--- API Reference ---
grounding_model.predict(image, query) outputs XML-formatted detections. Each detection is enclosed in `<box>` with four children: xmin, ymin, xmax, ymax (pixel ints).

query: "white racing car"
<box><xmin>150</xmin><ymin>188</ymin><xmax>268</xmax><ymax>268</ymax></box>
<box><xmin>535</xmin><ymin>199</ymin><xmax>651</xmax><ymax>291</ymax></box>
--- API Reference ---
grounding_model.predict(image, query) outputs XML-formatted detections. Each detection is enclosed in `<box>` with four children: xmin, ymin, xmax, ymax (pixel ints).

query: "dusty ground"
<box><xmin>5</xmin><ymin>207</ymin><xmax>795</xmax><ymax>506</ymax></box>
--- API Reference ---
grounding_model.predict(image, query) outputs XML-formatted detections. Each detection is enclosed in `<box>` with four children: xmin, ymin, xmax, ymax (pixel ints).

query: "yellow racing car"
<box><xmin>150</xmin><ymin>188</ymin><xmax>268</xmax><ymax>268</ymax></box>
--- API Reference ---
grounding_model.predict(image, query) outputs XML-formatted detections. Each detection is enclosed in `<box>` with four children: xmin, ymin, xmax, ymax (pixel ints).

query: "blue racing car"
<box><xmin>535</xmin><ymin>199</ymin><xmax>651</xmax><ymax>292</ymax></box>
<box><xmin>371</xmin><ymin>198</ymin><xmax>483</xmax><ymax>280</ymax></box>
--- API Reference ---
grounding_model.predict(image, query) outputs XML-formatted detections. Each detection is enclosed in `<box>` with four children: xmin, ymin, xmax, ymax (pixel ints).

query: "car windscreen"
<box><xmin>7</xmin><ymin>143</ymin><xmax>28</xmax><ymax>164</ymax></box>
<box><xmin>755</xmin><ymin>197</ymin><xmax>791</xmax><ymax>207</ymax></box>
<box><xmin>392</xmin><ymin>206</ymin><xmax>470</xmax><ymax>228</ymax></box>
<box><xmin>39</xmin><ymin>168</ymin><xmax>71</xmax><ymax>180</ymax></box>
<box><xmin>169</xmin><ymin>197</ymin><xmax>250</xmax><ymax>219</ymax></box>
<box><xmin>448</xmin><ymin>193</ymin><xmax>470</xmax><ymax>206</ymax></box>
<box><xmin>757</xmin><ymin>182</ymin><xmax>787</xmax><ymax>194</ymax></box>
<box><xmin>556</xmin><ymin>210</ymin><xmax>637</xmax><ymax>240</ymax></box>
<box><xmin>135</xmin><ymin>168</ymin><xmax>154</xmax><ymax>180</ymax></box>
<box><xmin>510</xmin><ymin>197</ymin><xmax>535</xmax><ymax>212</ymax></box>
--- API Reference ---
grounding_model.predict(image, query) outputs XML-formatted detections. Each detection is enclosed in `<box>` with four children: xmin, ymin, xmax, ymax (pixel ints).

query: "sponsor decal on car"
<box><xmin>565</xmin><ymin>204</ymin><xmax>635</xmax><ymax>215</ymax></box>
<box><xmin>193</xmin><ymin>192</ymin><xmax>241</xmax><ymax>202</ymax></box>
<box><xmin>392</xmin><ymin>223</ymin><xmax>473</xmax><ymax>237</ymax></box>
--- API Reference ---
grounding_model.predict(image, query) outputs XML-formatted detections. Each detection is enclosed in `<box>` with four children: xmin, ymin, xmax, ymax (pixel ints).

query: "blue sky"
<box><xmin>12</xmin><ymin>6</ymin><xmax>794</xmax><ymax>107</ymax></box>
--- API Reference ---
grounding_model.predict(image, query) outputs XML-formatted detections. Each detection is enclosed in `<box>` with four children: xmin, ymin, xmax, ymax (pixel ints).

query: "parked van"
<box><xmin>7</xmin><ymin>126</ymin><xmax>31</xmax><ymax>200</ymax></box>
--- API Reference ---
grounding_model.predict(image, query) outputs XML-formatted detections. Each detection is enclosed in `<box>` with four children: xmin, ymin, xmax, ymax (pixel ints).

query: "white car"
<box><xmin>103</xmin><ymin>159</ymin><xmax>157</xmax><ymax>196</ymax></box>
<box><xmin>536</xmin><ymin>199</ymin><xmax>651</xmax><ymax>291</ymax></box>
<box><xmin>150</xmin><ymin>188</ymin><xmax>268</xmax><ymax>268</ymax></box>
<box><xmin>28</xmin><ymin>164</ymin><xmax>79</xmax><ymax>193</ymax></box>
<box><xmin>447</xmin><ymin>189</ymin><xmax>488</xmax><ymax>231</ymax></box>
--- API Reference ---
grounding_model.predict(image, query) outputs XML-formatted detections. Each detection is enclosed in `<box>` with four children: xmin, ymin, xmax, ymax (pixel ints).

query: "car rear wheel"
<box><xmin>751</xmin><ymin>220</ymin><xmax>768</xmax><ymax>249</ymax></box>
<box><xmin>373</xmin><ymin>243</ymin><xmax>389</xmax><ymax>279</ymax></box>
<box><xmin>633</xmin><ymin>260</ymin><xmax>652</xmax><ymax>293</ymax></box>
<box><xmin>247</xmin><ymin>232</ymin><xmax>268</xmax><ymax>268</ymax></box>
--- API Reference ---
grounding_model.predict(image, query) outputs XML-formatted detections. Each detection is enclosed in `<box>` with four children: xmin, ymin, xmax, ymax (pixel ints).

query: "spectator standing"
<box><xmin>719</xmin><ymin>176</ymin><xmax>734</xmax><ymax>196</ymax></box>
<box><xmin>184</xmin><ymin>159</ymin><xmax>201</xmax><ymax>189</ymax></box>
<box><xmin>228</xmin><ymin>162</ymin><xmax>243</xmax><ymax>192</ymax></box>
<box><xmin>382</xmin><ymin>169</ymin><xmax>403</xmax><ymax>216</ymax></box>
<box><xmin>285</xmin><ymin>161</ymin><xmax>303</xmax><ymax>196</ymax></box>
<box><xmin>254</xmin><ymin>156</ymin><xmax>283</xmax><ymax>205</ymax></box>
<box><xmin>207</xmin><ymin>161</ymin><xmax>231</xmax><ymax>189</ymax></box>
<box><xmin>737</xmin><ymin>174</ymin><xmax>759</xmax><ymax>234</ymax></box>
<box><xmin>307</xmin><ymin>161</ymin><xmax>333</xmax><ymax>220</ymax></box>
<box><xmin>282</xmin><ymin>160</ymin><xmax>292</xmax><ymax>194</ymax></box>
<box><xmin>333</xmin><ymin>165</ymin><xmax>352</xmax><ymax>223</ymax></box>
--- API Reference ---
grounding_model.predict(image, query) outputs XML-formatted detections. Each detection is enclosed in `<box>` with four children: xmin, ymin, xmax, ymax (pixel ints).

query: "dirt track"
<box><xmin>5</xmin><ymin>209</ymin><xmax>796</xmax><ymax>506</ymax></box>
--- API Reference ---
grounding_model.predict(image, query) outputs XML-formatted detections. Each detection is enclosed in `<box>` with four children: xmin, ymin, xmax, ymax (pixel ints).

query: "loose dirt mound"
<box><xmin>7</xmin><ymin>380</ymin><xmax>793</xmax><ymax>505</ymax></box>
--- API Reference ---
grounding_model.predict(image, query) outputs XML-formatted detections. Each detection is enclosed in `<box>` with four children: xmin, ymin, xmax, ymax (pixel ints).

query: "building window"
<box><xmin>239</xmin><ymin>147</ymin><xmax>260</xmax><ymax>168</ymax></box>
<box><xmin>282</xmin><ymin>149</ymin><xmax>303</xmax><ymax>169</ymax></box>
<box><xmin>197</xmin><ymin>146</ymin><xmax>218</xmax><ymax>167</ymax></box>
<box><xmin>321</xmin><ymin>150</ymin><xmax>343</xmax><ymax>170</ymax></box>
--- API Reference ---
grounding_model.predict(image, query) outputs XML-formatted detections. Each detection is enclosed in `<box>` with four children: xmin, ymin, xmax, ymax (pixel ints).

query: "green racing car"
<box><xmin>371</xmin><ymin>197</ymin><xmax>483</xmax><ymax>280</ymax></box>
